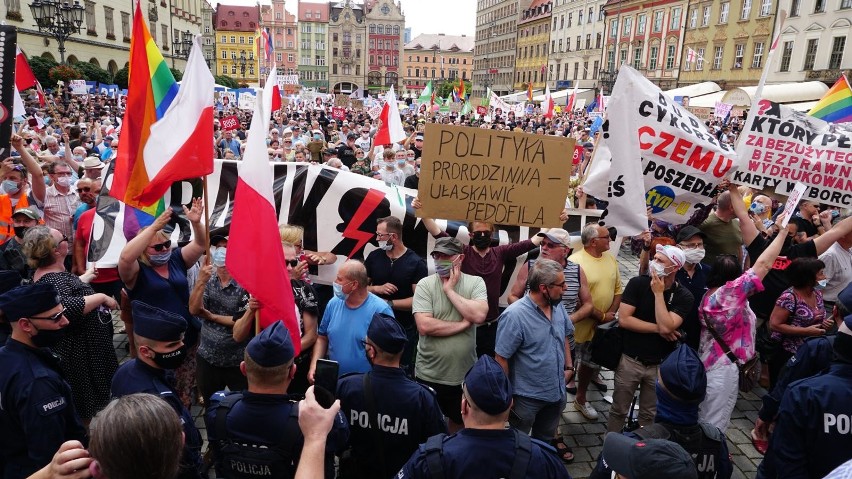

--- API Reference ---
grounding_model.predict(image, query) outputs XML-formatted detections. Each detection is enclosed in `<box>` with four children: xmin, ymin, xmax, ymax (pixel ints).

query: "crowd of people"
<box><xmin>0</xmin><ymin>86</ymin><xmax>850</xmax><ymax>479</ymax></box>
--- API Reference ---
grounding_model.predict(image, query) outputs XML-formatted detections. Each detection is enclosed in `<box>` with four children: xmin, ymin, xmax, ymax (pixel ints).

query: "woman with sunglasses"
<box><xmin>118</xmin><ymin>198</ymin><xmax>208</xmax><ymax>408</ymax></box>
<box><xmin>22</xmin><ymin>226</ymin><xmax>119</xmax><ymax>425</ymax></box>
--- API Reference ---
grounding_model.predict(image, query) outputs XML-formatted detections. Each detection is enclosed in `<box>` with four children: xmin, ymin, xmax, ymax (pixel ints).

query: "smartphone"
<box><xmin>314</xmin><ymin>359</ymin><xmax>339</xmax><ymax>408</ymax></box>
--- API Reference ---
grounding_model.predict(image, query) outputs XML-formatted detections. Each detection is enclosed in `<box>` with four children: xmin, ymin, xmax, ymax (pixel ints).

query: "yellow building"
<box><xmin>402</xmin><ymin>34</ymin><xmax>474</xmax><ymax>93</ymax></box>
<box><xmin>215</xmin><ymin>4</ymin><xmax>261</xmax><ymax>85</ymax></box>
<box><xmin>679</xmin><ymin>0</ymin><xmax>777</xmax><ymax>87</ymax></box>
<box><xmin>514</xmin><ymin>0</ymin><xmax>553</xmax><ymax>91</ymax></box>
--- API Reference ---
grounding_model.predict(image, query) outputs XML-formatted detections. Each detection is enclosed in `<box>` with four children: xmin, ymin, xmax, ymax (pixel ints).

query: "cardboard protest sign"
<box><xmin>220</xmin><ymin>115</ymin><xmax>240</xmax><ymax>131</ymax></box>
<box><xmin>89</xmin><ymin>162</ymin><xmax>557</xmax><ymax>306</ymax></box>
<box><xmin>351</xmin><ymin>99</ymin><xmax>363</xmax><ymax>109</ymax></box>
<box><xmin>781</xmin><ymin>182</ymin><xmax>808</xmax><ymax>228</ymax></box>
<box><xmin>238</xmin><ymin>92</ymin><xmax>256</xmax><ymax>110</ymax></box>
<box><xmin>583</xmin><ymin>66</ymin><xmax>736</xmax><ymax>234</ymax></box>
<box><xmin>334</xmin><ymin>95</ymin><xmax>349</xmax><ymax>107</ymax></box>
<box><xmin>417</xmin><ymin>124</ymin><xmax>574</xmax><ymax>228</ymax></box>
<box><xmin>734</xmin><ymin>99</ymin><xmax>852</xmax><ymax>208</ymax></box>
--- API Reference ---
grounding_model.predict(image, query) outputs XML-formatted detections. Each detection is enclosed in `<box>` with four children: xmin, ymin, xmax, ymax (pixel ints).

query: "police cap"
<box><xmin>0</xmin><ymin>283</ymin><xmax>61</xmax><ymax>321</ymax></box>
<box><xmin>658</xmin><ymin>343</ymin><xmax>707</xmax><ymax>403</ymax></box>
<box><xmin>601</xmin><ymin>433</ymin><xmax>697</xmax><ymax>479</ymax></box>
<box><xmin>131</xmin><ymin>300</ymin><xmax>187</xmax><ymax>342</ymax></box>
<box><xmin>247</xmin><ymin>321</ymin><xmax>294</xmax><ymax>367</ymax></box>
<box><xmin>367</xmin><ymin>312</ymin><xmax>406</xmax><ymax>354</ymax></box>
<box><xmin>463</xmin><ymin>355</ymin><xmax>512</xmax><ymax>415</ymax></box>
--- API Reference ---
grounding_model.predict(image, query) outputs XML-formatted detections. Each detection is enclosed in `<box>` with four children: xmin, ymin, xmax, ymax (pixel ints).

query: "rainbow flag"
<box><xmin>808</xmin><ymin>75</ymin><xmax>852</xmax><ymax>123</ymax></box>
<box><xmin>110</xmin><ymin>0</ymin><xmax>177</xmax><ymax>215</ymax></box>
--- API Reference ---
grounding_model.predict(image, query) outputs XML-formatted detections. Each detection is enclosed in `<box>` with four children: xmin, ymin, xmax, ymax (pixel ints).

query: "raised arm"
<box><xmin>729</xmin><ymin>182</ymin><xmax>759</xmax><ymax>246</ymax></box>
<box><xmin>118</xmin><ymin>209</ymin><xmax>172</xmax><ymax>289</ymax></box>
<box><xmin>11</xmin><ymin>135</ymin><xmax>45</xmax><ymax>204</ymax></box>
<box><xmin>753</xmin><ymin>225</ymin><xmax>789</xmax><ymax>280</ymax></box>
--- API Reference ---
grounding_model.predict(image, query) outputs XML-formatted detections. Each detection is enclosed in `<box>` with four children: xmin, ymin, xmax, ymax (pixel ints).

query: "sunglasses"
<box><xmin>28</xmin><ymin>307</ymin><xmax>67</xmax><ymax>322</ymax></box>
<box><xmin>150</xmin><ymin>240</ymin><xmax>172</xmax><ymax>252</ymax></box>
<box><xmin>77</xmin><ymin>187</ymin><xmax>91</xmax><ymax>193</ymax></box>
<box><xmin>285</xmin><ymin>259</ymin><xmax>299</xmax><ymax>268</ymax></box>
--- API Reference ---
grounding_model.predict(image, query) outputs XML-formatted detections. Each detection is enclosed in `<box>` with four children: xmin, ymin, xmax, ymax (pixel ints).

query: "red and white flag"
<box><xmin>597</xmin><ymin>92</ymin><xmax>606</xmax><ymax>112</ymax></box>
<box><xmin>542</xmin><ymin>85</ymin><xmax>554</xmax><ymax>118</ymax></box>
<box><xmin>566</xmin><ymin>82</ymin><xmax>578</xmax><ymax>112</ymax></box>
<box><xmin>226</xmin><ymin>66</ymin><xmax>301</xmax><ymax>353</ymax></box>
<box><xmin>686</xmin><ymin>47</ymin><xmax>697</xmax><ymax>64</ymax></box>
<box><xmin>14</xmin><ymin>48</ymin><xmax>45</xmax><ymax>116</ymax></box>
<box><xmin>373</xmin><ymin>85</ymin><xmax>406</xmax><ymax>145</ymax></box>
<box><xmin>139</xmin><ymin>35</ymin><xmax>214</xmax><ymax>204</ymax></box>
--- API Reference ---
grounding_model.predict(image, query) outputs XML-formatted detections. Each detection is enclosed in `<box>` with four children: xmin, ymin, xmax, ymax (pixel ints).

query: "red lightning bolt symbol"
<box><xmin>342</xmin><ymin>188</ymin><xmax>385</xmax><ymax>259</ymax></box>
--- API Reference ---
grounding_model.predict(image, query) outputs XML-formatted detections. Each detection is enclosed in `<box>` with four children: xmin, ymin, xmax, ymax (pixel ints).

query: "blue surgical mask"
<box><xmin>212</xmin><ymin>248</ymin><xmax>227</xmax><ymax>267</ymax></box>
<box><xmin>397</xmin><ymin>159</ymin><xmax>406</xmax><ymax>166</ymax></box>
<box><xmin>816</xmin><ymin>279</ymin><xmax>828</xmax><ymax>290</ymax></box>
<box><xmin>332</xmin><ymin>281</ymin><xmax>350</xmax><ymax>300</ymax></box>
<box><xmin>2</xmin><ymin>180</ymin><xmax>21</xmax><ymax>194</ymax></box>
<box><xmin>750</xmin><ymin>202</ymin><xmax>767</xmax><ymax>215</ymax></box>
<box><xmin>148</xmin><ymin>250</ymin><xmax>171</xmax><ymax>266</ymax></box>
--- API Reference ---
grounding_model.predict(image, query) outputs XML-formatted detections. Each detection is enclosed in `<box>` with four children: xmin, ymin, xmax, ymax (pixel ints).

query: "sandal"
<box><xmin>551</xmin><ymin>437</ymin><xmax>575</xmax><ymax>463</ymax></box>
<box><xmin>751</xmin><ymin>428</ymin><xmax>768</xmax><ymax>455</ymax></box>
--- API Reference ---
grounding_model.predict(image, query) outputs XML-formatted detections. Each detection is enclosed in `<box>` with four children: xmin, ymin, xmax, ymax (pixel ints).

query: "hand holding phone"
<box><xmin>313</xmin><ymin>359</ymin><xmax>339</xmax><ymax>409</ymax></box>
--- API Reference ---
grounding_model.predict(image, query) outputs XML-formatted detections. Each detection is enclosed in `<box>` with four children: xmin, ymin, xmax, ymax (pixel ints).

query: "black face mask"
<box><xmin>150</xmin><ymin>344</ymin><xmax>187</xmax><ymax>370</ymax></box>
<box><xmin>471</xmin><ymin>234</ymin><xmax>492</xmax><ymax>250</ymax></box>
<box><xmin>13</xmin><ymin>226</ymin><xmax>30</xmax><ymax>239</ymax></box>
<box><xmin>31</xmin><ymin>324</ymin><xmax>67</xmax><ymax>348</ymax></box>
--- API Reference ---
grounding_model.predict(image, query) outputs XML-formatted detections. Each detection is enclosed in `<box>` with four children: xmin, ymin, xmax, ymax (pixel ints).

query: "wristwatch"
<box><xmin>564</xmin><ymin>366</ymin><xmax>575</xmax><ymax>371</ymax></box>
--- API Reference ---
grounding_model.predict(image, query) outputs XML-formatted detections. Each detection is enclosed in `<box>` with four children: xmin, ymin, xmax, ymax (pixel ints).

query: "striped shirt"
<box><xmin>41</xmin><ymin>185</ymin><xmax>79</xmax><ymax>253</ymax></box>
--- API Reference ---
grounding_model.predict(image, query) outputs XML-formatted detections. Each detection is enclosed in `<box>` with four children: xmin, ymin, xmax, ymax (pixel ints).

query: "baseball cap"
<box><xmin>347</xmin><ymin>132</ymin><xmax>358</xmax><ymax>140</ymax></box>
<box><xmin>432</xmin><ymin>237</ymin><xmax>463</xmax><ymax>256</ymax></box>
<box><xmin>675</xmin><ymin>225</ymin><xmax>707</xmax><ymax>244</ymax></box>
<box><xmin>536</xmin><ymin>228</ymin><xmax>572</xmax><ymax>247</ymax></box>
<box><xmin>601</xmin><ymin>433</ymin><xmax>697</xmax><ymax>479</ymax></box>
<box><xmin>12</xmin><ymin>206</ymin><xmax>41</xmax><ymax>221</ymax></box>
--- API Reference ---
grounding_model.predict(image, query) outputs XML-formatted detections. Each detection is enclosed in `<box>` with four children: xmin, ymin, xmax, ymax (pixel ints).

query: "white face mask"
<box><xmin>377</xmin><ymin>239</ymin><xmax>393</xmax><ymax>251</ymax></box>
<box><xmin>56</xmin><ymin>177</ymin><xmax>72</xmax><ymax>188</ymax></box>
<box><xmin>683</xmin><ymin>248</ymin><xmax>705</xmax><ymax>264</ymax></box>
<box><xmin>649</xmin><ymin>260</ymin><xmax>670</xmax><ymax>278</ymax></box>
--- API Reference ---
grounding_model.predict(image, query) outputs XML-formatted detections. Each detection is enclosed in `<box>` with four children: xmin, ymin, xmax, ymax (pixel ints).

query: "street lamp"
<box><xmin>29</xmin><ymin>0</ymin><xmax>84</xmax><ymax>64</ymax></box>
<box><xmin>238</xmin><ymin>50</ymin><xmax>247</xmax><ymax>79</ymax></box>
<box><xmin>599</xmin><ymin>68</ymin><xmax>618</xmax><ymax>96</ymax></box>
<box><xmin>172</xmin><ymin>30</ymin><xmax>193</xmax><ymax>60</ymax></box>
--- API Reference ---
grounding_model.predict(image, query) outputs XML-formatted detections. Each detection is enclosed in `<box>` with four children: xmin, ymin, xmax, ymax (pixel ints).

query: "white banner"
<box><xmin>489</xmin><ymin>91</ymin><xmax>526</xmax><ymax>118</ymax></box>
<box><xmin>69</xmin><ymin>80</ymin><xmax>88</xmax><ymax>95</ymax></box>
<box><xmin>733</xmin><ymin>99</ymin><xmax>852</xmax><ymax>207</ymax></box>
<box><xmin>276</xmin><ymin>75</ymin><xmax>300</xmax><ymax>86</ymax></box>
<box><xmin>583</xmin><ymin>66</ymin><xmax>736</xmax><ymax>233</ymax></box>
<box><xmin>238</xmin><ymin>92</ymin><xmax>257</xmax><ymax>110</ymax></box>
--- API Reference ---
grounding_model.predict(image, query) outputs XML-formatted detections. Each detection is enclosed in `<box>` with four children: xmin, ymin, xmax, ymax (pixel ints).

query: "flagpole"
<box><xmin>202</xmin><ymin>176</ymin><xmax>212</xmax><ymax>263</ymax></box>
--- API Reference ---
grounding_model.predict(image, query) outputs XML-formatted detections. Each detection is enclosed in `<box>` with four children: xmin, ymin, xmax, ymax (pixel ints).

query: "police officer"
<box><xmin>0</xmin><ymin>283</ymin><xmax>86</xmax><ymax>479</ymax></box>
<box><xmin>0</xmin><ymin>270</ymin><xmax>23</xmax><ymax>345</ymax></box>
<box><xmin>110</xmin><ymin>300</ymin><xmax>204</xmax><ymax>479</ymax></box>
<box><xmin>759</xmin><ymin>303</ymin><xmax>852</xmax><ymax>478</ymax></box>
<box><xmin>396</xmin><ymin>355</ymin><xmax>571</xmax><ymax>479</ymax></box>
<box><xmin>599</xmin><ymin>433</ymin><xmax>698</xmax><ymax>479</ymax></box>
<box><xmin>337</xmin><ymin>312</ymin><xmax>446</xmax><ymax>478</ymax></box>
<box><xmin>589</xmin><ymin>343</ymin><xmax>733</xmax><ymax>479</ymax></box>
<box><xmin>205</xmin><ymin>321</ymin><xmax>349</xmax><ymax>479</ymax></box>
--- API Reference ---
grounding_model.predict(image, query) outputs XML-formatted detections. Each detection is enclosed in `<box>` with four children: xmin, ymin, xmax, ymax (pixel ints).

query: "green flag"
<box><xmin>461</xmin><ymin>100</ymin><xmax>472</xmax><ymax>116</ymax></box>
<box><xmin>482</xmin><ymin>87</ymin><xmax>491</xmax><ymax>108</ymax></box>
<box><xmin>418</xmin><ymin>81</ymin><xmax>433</xmax><ymax>104</ymax></box>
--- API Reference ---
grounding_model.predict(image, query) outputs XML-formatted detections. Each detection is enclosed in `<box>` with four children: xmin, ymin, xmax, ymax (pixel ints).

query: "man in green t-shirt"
<box><xmin>413</xmin><ymin>237</ymin><xmax>488</xmax><ymax>433</ymax></box>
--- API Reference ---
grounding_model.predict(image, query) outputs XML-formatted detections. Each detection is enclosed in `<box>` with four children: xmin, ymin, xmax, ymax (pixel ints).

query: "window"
<box><xmin>844</xmin><ymin>0</ymin><xmax>852</xmax><ymax>8</ymax></box>
<box><xmin>623</xmin><ymin>17</ymin><xmax>632</xmax><ymax>36</ymax></box>
<box><xmin>104</xmin><ymin>7</ymin><xmax>114</xmax><ymax>37</ymax></box>
<box><xmin>689</xmin><ymin>8</ymin><xmax>698</xmax><ymax>28</ymax></box>
<box><xmin>586</xmin><ymin>33</ymin><xmax>592</xmax><ymax>49</ymax></box>
<box><xmin>633</xmin><ymin>47</ymin><xmax>642</xmax><ymax>68</ymax></box>
<box><xmin>779</xmin><ymin>41</ymin><xmax>794</xmax><ymax>71</ymax></box>
<box><xmin>804</xmin><ymin>38</ymin><xmax>819</xmax><ymax>69</ymax></box>
<box><xmin>607</xmin><ymin>50</ymin><xmax>615</xmax><ymax>71</ymax></box>
<box><xmin>288</xmin><ymin>53</ymin><xmax>294</xmax><ymax>62</ymax></box>
<box><xmin>576</xmin><ymin>35</ymin><xmax>581</xmax><ymax>50</ymax></box>
<box><xmin>596</xmin><ymin>32</ymin><xmax>602</xmax><ymax>48</ymax></box>
<box><xmin>161</xmin><ymin>24</ymin><xmax>169</xmax><ymax>49</ymax></box>
<box><xmin>600</xmin><ymin>5</ymin><xmax>606</xmax><ymax>21</ymax></box>
<box><xmin>815</xmin><ymin>0</ymin><xmax>826</xmax><ymax>12</ymax></box>
<box><xmin>649</xmin><ymin>46</ymin><xmax>659</xmax><ymax>69</ymax></box>
<box><xmin>759</xmin><ymin>0</ymin><xmax>771</xmax><ymax>16</ymax></box>
<box><xmin>4</xmin><ymin>0</ymin><xmax>20</xmax><ymax>14</ymax></box>
<box><xmin>583</xmin><ymin>61</ymin><xmax>589</xmax><ymax>79</ymax></box>
<box><xmin>653</xmin><ymin>11</ymin><xmax>664</xmax><ymax>32</ymax></box>
<box><xmin>85</xmin><ymin>1</ymin><xmax>95</xmax><ymax>33</ymax></box>
<box><xmin>713</xmin><ymin>45</ymin><xmax>724</xmax><ymax>69</ymax></box>
<box><xmin>221</xmin><ymin>50</ymin><xmax>227</xmax><ymax>59</ymax></box>
<box><xmin>222</xmin><ymin>65</ymin><xmax>227</xmax><ymax>74</ymax></box>
<box><xmin>239</xmin><ymin>36</ymin><xmax>245</xmax><ymax>44</ymax></box>
<box><xmin>734</xmin><ymin>43</ymin><xmax>744</xmax><ymax>67</ymax></box>
<box><xmin>702</xmin><ymin>5</ymin><xmax>711</xmax><ymax>25</ymax></box>
<box><xmin>231</xmin><ymin>35</ymin><xmax>236</xmax><ymax>43</ymax></box>
<box><xmin>315</xmin><ymin>55</ymin><xmax>325</xmax><ymax>66</ymax></box>
<box><xmin>610</xmin><ymin>19</ymin><xmax>618</xmax><ymax>37</ymax></box>
<box><xmin>567</xmin><ymin>13</ymin><xmax>572</xmax><ymax>26</ymax></box>
<box><xmin>574</xmin><ymin>62</ymin><xmax>579</xmax><ymax>79</ymax></box>
<box><xmin>277</xmin><ymin>52</ymin><xmax>283</xmax><ymax>62</ymax></box>
<box><xmin>121</xmin><ymin>11</ymin><xmax>130</xmax><ymax>40</ymax></box>
<box><xmin>637</xmin><ymin>14</ymin><xmax>646</xmax><ymax>33</ymax></box>
<box><xmin>232</xmin><ymin>65</ymin><xmax>237</xmax><ymax>74</ymax></box>
<box><xmin>666</xmin><ymin>44</ymin><xmax>676</xmax><ymax>68</ymax></box>
<box><xmin>221</xmin><ymin>35</ymin><xmax>227</xmax><ymax>43</ymax></box>
<box><xmin>579</xmin><ymin>10</ymin><xmax>583</xmax><ymax>24</ymax></box>
<box><xmin>377</xmin><ymin>25</ymin><xmax>384</xmax><ymax>34</ymax></box>
<box><xmin>720</xmin><ymin>2</ymin><xmax>730</xmax><ymax>22</ymax></box>
<box><xmin>696</xmin><ymin>47</ymin><xmax>705</xmax><ymax>69</ymax></box>
<box><xmin>752</xmin><ymin>42</ymin><xmax>764</xmax><ymax>67</ymax></box>
<box><xmin>830</xmin><ymin>36</ymin><xmax>846</xmax><ymax>68</ymax></box>
<box><xmin>741</xmin><ymin>0</ymin><xmax>751</xmax><ymax>19</ymax></box>
<box><xmin>670</xmin><ymin>7</ymin><xmax>681</xmax><ymax>29</ymax></box>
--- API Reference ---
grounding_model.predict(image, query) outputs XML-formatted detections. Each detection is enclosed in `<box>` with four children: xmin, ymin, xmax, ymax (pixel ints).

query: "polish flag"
<box><xmin>373</xmin><ymin>85</ymin><xmax>406</xmax><ymax>146</ymax></box>
<box><xmin>138</xmin><ymin>35</ymin><xmax>214</xmax><ymax>204</ymax></box>
<box><xmin>272</xmin><ymin>84</ymin><xmax>282</xmax><ymax>112</ymax></box>
<box><xmin>226</xmin><ymin>66</ymin><xmax>300</xmax><ymax>353</ymax></box>
<box><xmin>566</xmin><ymin>82</ymin><xmax>578</xmax><ymax>112</ymax></box>
<box><xmin>13</xmin><ymin>48</ymin><xmax>45</xmax><ymax>116</ymax></box>
<box><xmin>543</xmin><ymin>85</ymin><xmax>554</xmax><ymax>118</ymax></box>
<box><xmin>597</xmin><ymin>92</ymin><xmax>606</xmax><ymax>112</ymax></box>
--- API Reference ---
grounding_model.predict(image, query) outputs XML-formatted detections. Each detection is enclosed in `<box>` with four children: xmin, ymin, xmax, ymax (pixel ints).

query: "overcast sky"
<box><xmin>210</xmin><ymin>0</ymin><xmax>477</xmax><ymax>39</ymax></box>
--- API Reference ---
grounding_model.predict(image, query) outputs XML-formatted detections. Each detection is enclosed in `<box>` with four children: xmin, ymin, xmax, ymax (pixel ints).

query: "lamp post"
<box><xmin>599</xmin><ymin>68</ymin><xmax>617</xmax><ymax>96</ymax></box>
<box><xmin>481</xmin><ymin>20</ymin><xmax>496</xmax><ymax>96</ymax></box>
<box><xmin>238</xmin><ymin>50</ymin><xmax>247</xmax><ymax>80</ymax></box>
<box><xmin>172</xmin><ymin>30</ymin><xmax>193</xmax><ymax>60</ymax></box>
<box><xmin>29</xmin><ymin>0</ymin><xmax>84</xmax><ymax>64</ymax></box>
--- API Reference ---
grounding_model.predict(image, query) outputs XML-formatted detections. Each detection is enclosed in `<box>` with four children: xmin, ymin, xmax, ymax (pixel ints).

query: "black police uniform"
<box><xmin>760</xmin><ymin>362</ymin><xmax>852</xmax><ymax>479</ymax></box>
<box><xmin>336</xmin><ymin>365</ymin><xmax>447</xmax><ymax>478</ymax></box>
<box><xmin>588</xmin><ymin>422</ymin><xmax>733</xmax><ymax>479</ymax></box>
<box><xmin>396</xmin><ymin>428</ymin><xmax>571</xmax><ymax>479</ymax></box>
<box><xmin>111</xmin><ymin>359</ymin><xmax>204</xmax><ymax>479</ymax></box>
<box><xmin>0</xmin><ymin>340</ymin><xmax>86</xmax><ymax>479</ymax></box>
<box><xmin>205</xmin><ymin>390</ymin><xmax>349</xmax><ymax>479</ymax></box>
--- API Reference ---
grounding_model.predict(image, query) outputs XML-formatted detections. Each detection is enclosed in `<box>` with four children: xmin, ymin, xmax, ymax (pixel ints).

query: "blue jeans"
<box><xmin>509</xmin><ymin>394</ymin><xmax>566</xmax><ymax>442</ymax></box>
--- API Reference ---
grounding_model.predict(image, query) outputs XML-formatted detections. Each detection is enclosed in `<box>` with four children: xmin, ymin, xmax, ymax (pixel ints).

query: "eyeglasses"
<box><xmin>76</xmin><ymin>187</ymin><xmax>91</xmax><ymax>193</ymax></box>
<box><xmin>547</xmin><ymin>282</ymin><xmax>566</xmax><ymax>289</ymax></box>
<box><xmin>150</xmin><ymin>240</ymin><xmax>172</xmax><ymax>252</ymax></box>
<box><xmin>375</xmin><ymin>232</ymin><xmax>393</xmax><ymax>238</ymax></box>
<box><xmin>541</xmin><ymin>240</ymin><xmax>566</xmax><ymax>249</ymax></box>
<box><xmin>285</xmin><ymin>259</ymin><xmax>299</xmax><ymax>268</ymax></box>
<box><xmin>28</xmin><ymin>308</ymin><xmax>67</xmax><ymax>322</ymax></box>
<box><xmin>596</xmin><ymin>235</ymin><xmax>611</xmax><ymax>241</ymax></box>
<box><xmin>679</xmin><ymin>242</ymin><xmax>704</xmax><ymax>249</ymax></box>
<box><xmin>57</xmin><ymin>235</ymin><xmax>69</xmax><ymax>245</ymax></box>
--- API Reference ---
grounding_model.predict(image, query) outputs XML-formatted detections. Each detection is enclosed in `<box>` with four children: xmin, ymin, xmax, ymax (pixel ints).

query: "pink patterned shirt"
<box><xmin>698</xmin><ymin>268</ymin><xmax>764</xmax><ymax>369</ymax></box>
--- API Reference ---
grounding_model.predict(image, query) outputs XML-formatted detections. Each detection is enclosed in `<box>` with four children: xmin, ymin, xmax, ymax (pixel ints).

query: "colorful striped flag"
<box><xmin>808</xmin><ymin>75</ymin><xmax>852</xmax><ymax>124</ymax></box>
<box><xmin>527</xmin><ymin>83</ymin><xmax>534</xmax><ymax>102</ymax></box>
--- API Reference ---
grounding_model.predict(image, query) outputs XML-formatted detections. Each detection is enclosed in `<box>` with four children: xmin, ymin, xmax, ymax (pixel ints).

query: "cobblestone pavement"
<box><xmin>109</xmin><ymin>242</ymin><xmax>766</xmax><ymax>478</ymax></box>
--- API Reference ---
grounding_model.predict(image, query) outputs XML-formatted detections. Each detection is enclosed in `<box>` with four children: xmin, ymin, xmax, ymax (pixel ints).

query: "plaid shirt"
<box><xmin>41</xmin><ymin>185</ymin><xmax>79</xmax><ymax>251</ymax></box>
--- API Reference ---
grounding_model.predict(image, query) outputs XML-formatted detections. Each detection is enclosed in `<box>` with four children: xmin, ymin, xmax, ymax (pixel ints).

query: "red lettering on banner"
<box><xmin>572</xmin><ymin>145</ymin><xmax>583</xmax><ymax>165</ymax></box>
<box><xmin>637</xmin><ymin>126</ymin><xmax>733</xmax><ymax>178</ymax></box>
<box><xmin>220</xmin><ymin>115</ymin><xmax>240</xmax><ymax>131</ymax></box>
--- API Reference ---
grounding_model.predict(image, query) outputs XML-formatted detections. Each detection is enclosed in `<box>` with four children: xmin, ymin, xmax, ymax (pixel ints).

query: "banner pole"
<box><xmin>202</xmin><ymin>176</ymin><xmax>212</xmax><ymax>263</ymax></box>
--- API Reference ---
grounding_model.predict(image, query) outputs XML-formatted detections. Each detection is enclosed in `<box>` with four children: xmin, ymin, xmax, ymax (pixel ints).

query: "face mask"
<box><xmin>362</xmin><ymin>133</ymin><xmax>369</xmax><ymax>138</ymax></box>
<box><xmin>73</xmin><ymin>155</ymin><xmax>84</xmax><ymax>162</ymax></box>
<box><xmin>435</xmin><ymin>259</ymin><xmax>454</xmax><ymax>278</ymax></box>
<box><xmin>13</xmin><ymin>226</ymin><xmax>30</xmax><ymax>239</ymax></box>
<box><xmin>150</xmin><ymin>344</ymin><xmax>187</xmax><ymax>369</ymax></box>
<box><xmin>314</xmin><ymin>134</ymin><xmax>322</xmax><ymax>140</ymax></box>
<box><xmin>56</xmin><ymin>177</ymin><xmax>72</xmax><ymax>188</ymax></box>
<box><xmin>471</xmin><ymin>234</ymin><xmax>491</xmax><ymax>250</ymax></box>
<box><xmin>148</xmin><ymin>250</ymin><xmax>171</xmax><ymax>266</ymax></box>
<box><xmin>2</xmin><ymin>180</ymin><xmax>20</xmax><ymax>195</ymax></box>
<box><xmin>816</xmin><ymin>279</ymin><xmax>828</xmax><ymax>290</ymax></box>
<box><xmin>377</xmin><ymin>240</ymin><xmax>393</xmax><ymax>251</ymax></box>
<box><xmin>683</xmin><ymin>248</ymin><xmax>705</xmax><ymax>264</ymax></box>
<box><xmin>333</xmin><ymin>281</ymin><xmax>351</xmax><ymax>300</ymax></box>
<box><xmin>415</xmin><ymin>166</ymin><xmax>421</xmax><ymax>174</ymax></box>
<box><xmin>212</xmin><ymin>248</ymin><xmax>227</xmax><ymax>267</ymax></box>
<box><xmin>649</xmin><ymin>260</ymin><xmax>670</xmax><ymax>278</ymax></box>
<box><xmin>44</xmin><ymin>177</ymin><xmax>52</xmax><ymax>186</ymax></box>
<box><xmin>397</xmin><ymin>159</ymin><xmax>406</xmax><ymax>166</ymax></box>
<box><xmin>750</xmin><ymin>202</ymin><xmax>767</xmax><ymax>215</ymax></box>
<box><xmin>30</xmin><ymin>322</ymin><xmax>66</xmax><ymax>348</ymax></box>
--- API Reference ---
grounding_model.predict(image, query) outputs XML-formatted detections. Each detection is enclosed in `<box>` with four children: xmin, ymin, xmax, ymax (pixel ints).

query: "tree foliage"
<box><xmin>169</xmin><ymin>68</ymin><xmax>183</xmax><ymax>82</ymax></box>
<box><xmin>214</xmin><ymin>75</ymin><xmax>240</xmax><ymax>89</ymax></box>
<box><xmin>28</xmin><ymin>56</ymin><xmax>59</xmax><ymax>88</ymax></box>
<box><xmin>436</xmin><ymin>80</ymin><xmax>472</xmax><ymax>100</ymax></box>
<box><xmin>48</xmin><ymin>64</ymin><xmax>82</xmax><ymax>84</ymax></box>
<box><xmin>113</xmin><ymin>67</ymin><xmax>129</xmax><ymax>89</ymax></box>
<box><xmin>74</xmin><ymin>62</ymin><xmax>113</xmax><ymax>85</ymax></box>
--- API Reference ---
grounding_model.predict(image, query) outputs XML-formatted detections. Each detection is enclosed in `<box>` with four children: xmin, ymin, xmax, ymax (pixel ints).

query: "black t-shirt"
<box><xmin>793</xmin><ymin>216</ymin><xmax>819</xmax><ymax>238</ymax></box>
<box><xmin>336</xmin><ymin>143</ymin><xmax>357</xmax><ymax>167</ymax></box>
<box><xmin>674</xmin><ymin>264</ymin><xmax>710</xmax><ymax>352</ymax></box>
<box><xmin>364</xmin><ymin>248</ymin><xmax>428</xmax><ymax>328</ymax></box>
<box><xmin>747</xmin><ymin>235</ymin><xmax>818</xmax><ymax>318</ymax></box>
<box><xmin>403</xmin><ymin>174</ymin><xmax>419</xmax><ymax>190</ymax></box>
<box><xmin>620</xmin><ymin>275</ymin><xmax>694</xmax><ymax>361</ymax></box>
